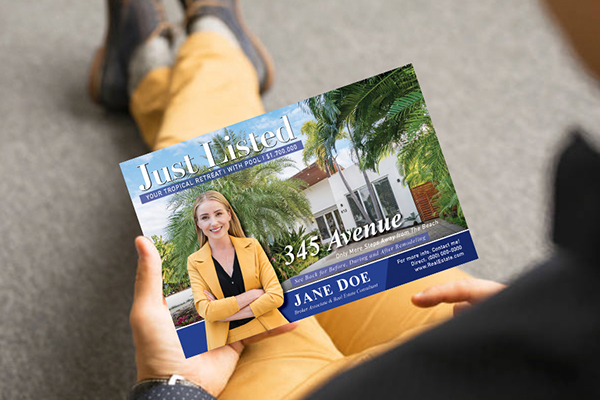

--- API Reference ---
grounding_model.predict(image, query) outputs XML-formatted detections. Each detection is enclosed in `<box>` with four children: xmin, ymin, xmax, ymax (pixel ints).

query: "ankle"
<box><xmin>189</xmin><ymin>15</ymin><xmax>240</xmax><ymax>49</ymax></box>
<box><xmin>128</xmin><ymin>35</ymin><xmax>173</xmax><ymax>94</ymax></box>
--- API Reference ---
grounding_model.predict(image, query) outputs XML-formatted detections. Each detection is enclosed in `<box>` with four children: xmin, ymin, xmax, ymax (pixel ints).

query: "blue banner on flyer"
<box><xmin>279</xmin><ymin>230</ymin><xmax>477</xmax><ymax>323</ymax></box>
<box><xmin>385</xmin><ymin>230</ymin><xmax>478</xmax><ymax>289</ymax></box>
<box><xmin>176</xmin><ymin>322</ymin><xmax>208</xmax><ymax>359</ymax></box>
<box><xmin>290</xmin><ymin>232</ymin><xmax>430</xmax><ymax>287</ymax></box>
<box><xmin>280</xmin><ymin>257</ymin><xmax>389</xmax><ymax>320</ymax></box>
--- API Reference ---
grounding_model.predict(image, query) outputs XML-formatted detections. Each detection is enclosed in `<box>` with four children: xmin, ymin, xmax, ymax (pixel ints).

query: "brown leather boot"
<box><xmin>179</xmin><ymin>0</ymin><xmax>274</xmax><ymax>94</ymax></box>
<box><xmin>89</xmin><ymin>0</ymin><xmax>172</xmax><ymax>112</ymax></box>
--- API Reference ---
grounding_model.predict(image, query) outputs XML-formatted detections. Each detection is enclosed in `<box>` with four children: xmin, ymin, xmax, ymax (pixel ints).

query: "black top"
<box><xmin>213</xmin><ymin>252</ymin><xmax>254</xmax><ymax>329</ymax></box>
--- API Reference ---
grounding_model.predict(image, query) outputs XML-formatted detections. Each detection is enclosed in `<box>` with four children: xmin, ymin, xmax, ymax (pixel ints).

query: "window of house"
<box><xmin>316</xmin><ymin>215</ymin><xmax>331</xmax><ymax>240</ymax></box>
<box><xmin>346</xmin><ymin>189</ymin><xmax>378</xmax><ymax>226</ymax></box>
<box><xmin>346</xmin><ymin>193</ymin><xmax>368</xmax><ymax>226</ymax></box>
<box><xmin>345</xmin><ymin>177</ymin><xmax>400</xmax><ymax>227</ymax></box>
<box><xmin>373</xmin><ymin>178</ymin><xmax>401</xmax><ymax>219</ymax></box>
<box><xmin>358</xmin><ymin>186</ymin><xmax>379</xmax><ymax>222</ymax></box>
<box><xmin>315</xmin><ymin>209</ymin><xmax>346</xmax><ymax>241</ymax></box>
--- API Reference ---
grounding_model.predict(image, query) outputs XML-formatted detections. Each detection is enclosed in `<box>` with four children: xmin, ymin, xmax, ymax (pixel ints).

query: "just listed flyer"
<box><xmin>120</xmin><ymin>64</ymin><xmax>478</xmax><ymax>357</ymax></box>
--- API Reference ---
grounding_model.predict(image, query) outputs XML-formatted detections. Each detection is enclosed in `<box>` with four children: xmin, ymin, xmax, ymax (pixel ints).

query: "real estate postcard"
<box><xmin>120</xmin><ymin>64</ymin><xmax>478</xmax><ymax>357</ymax></box>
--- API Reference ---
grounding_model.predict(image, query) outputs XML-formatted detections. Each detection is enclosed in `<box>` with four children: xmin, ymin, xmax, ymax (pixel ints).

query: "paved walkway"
<box><xmin>282</xmin><ymin>218</ymin><xmax>466</xmax><ymax>290</ymax></box>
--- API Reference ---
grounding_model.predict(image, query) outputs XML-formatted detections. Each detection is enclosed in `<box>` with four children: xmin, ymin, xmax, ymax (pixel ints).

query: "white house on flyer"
<box><xmin>291</xmin><ymin>156</ymin><xmax>422</xmax><ymax>244</ymax></box>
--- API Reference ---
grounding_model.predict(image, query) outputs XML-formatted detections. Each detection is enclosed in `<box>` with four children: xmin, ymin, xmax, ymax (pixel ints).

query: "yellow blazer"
<box><xmin>187</xmin><ymin>235</ymin><xmax>288</xmax><ymax>350</ymax></box>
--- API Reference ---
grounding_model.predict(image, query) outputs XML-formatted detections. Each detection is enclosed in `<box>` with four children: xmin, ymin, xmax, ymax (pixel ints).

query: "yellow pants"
<box><xmin>131</xmin><ymin>31</ymin><xmax>471</xmax><ymax>400</ymax></box>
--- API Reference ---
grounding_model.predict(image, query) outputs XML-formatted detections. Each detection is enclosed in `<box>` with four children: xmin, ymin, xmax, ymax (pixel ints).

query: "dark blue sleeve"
<box><xmin>129</xmin><ymin>382</ymin><xmax>216</xmax><ymax>400</ymax></box>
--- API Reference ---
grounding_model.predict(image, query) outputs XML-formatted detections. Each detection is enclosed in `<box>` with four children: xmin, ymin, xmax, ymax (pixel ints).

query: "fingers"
<box><xmin>133</xmin><ymin>236</ymin><xmax>164</xmax><ymax>309</ymax></box>
<box><xmin>240</xmin><ymin>322</ymin><xmax>299</xmax><ymax>345</ymax></box>
<box><xmin>412</xmin><ymin>278</ymin><xmax>505</xmax><ymax>308</ymax></box>
<box><xmin>412</xmin><ymin>279</ymin><xmax>475</xmax><ymax>307</ymax></box>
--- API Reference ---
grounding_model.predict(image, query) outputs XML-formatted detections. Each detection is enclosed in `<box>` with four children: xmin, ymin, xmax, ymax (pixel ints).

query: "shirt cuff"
<box><xmin>129</xmin><ymin>377</ymin><xmax>215</xmax><ymax>400</ymax></box>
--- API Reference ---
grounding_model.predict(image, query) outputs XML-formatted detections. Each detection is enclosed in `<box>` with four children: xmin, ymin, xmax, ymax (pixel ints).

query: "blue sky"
<box><xmin>119</xmin><ymin>102</ymin><xmax>353</xmax><ymax>238</ymax></box>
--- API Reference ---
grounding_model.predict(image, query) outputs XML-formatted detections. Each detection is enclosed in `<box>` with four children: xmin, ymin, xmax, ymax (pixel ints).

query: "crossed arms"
<box><xmin>187</xmin><ymin>241</ymin><xmax>284</xmax><ymax>323</ymax></box>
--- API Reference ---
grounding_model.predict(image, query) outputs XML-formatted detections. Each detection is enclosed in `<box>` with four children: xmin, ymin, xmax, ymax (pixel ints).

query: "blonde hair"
<box><xmin>192</xmin><ymin>190</ymin><xmax>246</xmax><ymax>248</ymax></box>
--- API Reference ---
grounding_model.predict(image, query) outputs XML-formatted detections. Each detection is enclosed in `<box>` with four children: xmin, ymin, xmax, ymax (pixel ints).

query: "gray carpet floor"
<box><xmin>2</xmin><ymin>1</ymin><xmax>600</xmax><ymax>399</ymax></box>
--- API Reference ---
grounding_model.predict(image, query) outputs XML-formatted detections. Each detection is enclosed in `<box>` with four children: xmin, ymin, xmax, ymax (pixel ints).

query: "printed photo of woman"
<box><xmin>187</xmin><ymin>190</ymin><xmax>289</xmax><ymax>350</ymax></box>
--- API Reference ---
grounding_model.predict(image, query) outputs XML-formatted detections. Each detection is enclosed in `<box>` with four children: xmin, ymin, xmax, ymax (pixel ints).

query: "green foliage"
<box><xmin>432</xmin><ymin>175</ymin><xmax>467</xmax><ymax>228</ymax></box>
<box><xmin>303</xmin><ymin>64</ymin><xmax>466</xmax><ymax>228</ymax></box>
<box><xmin>336</xmin><ymin>65</ymin><xmax>426</xmax><ymax>172</ymax></box>
<box><xmin>396</xmin><ymin>129</ymin><xmax>448</xmax><ymax>188</ymax></box>
<box><xmin>165</xmin><ymin>130</ymin><xmax>314</xmax><ymax>281</ymax></box>
<box><xmin>301</xmin><ymin>92</ymin><xmax>373</xmax><ymax>224</ymax></box>
<box><xmin>152</xmin><ymin>235</ymin><xmax>191</xmax><ymax>296</ymax></box>
<box><xmin>301</xmin><ymin>120</ymin><xmax>334</xmax><ymax>173</ymax></box>
<box><xmin>405</xmin><ymin>212</ymin><xmax>420</xmax><ymax>223</ymax></box>
<box><xmin>269</xmin><ymin>226</ymin><xmax>331</xmax><ymax>282</ymax></box>
<box><xmin>299</xmin><ymin>110</ymin><xmax>349</xmax><ymax>169</ymax></box>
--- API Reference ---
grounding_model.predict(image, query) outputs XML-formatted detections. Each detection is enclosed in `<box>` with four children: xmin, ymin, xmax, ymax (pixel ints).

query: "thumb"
<box><xmin>133</xmin><ymin>236</ymin><xmax>164</xmax><ymax>308</ymax></box>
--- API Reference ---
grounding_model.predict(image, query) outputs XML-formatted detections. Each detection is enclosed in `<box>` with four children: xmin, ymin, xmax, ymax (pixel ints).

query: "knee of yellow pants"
<box><xmin>220</xmin><ymin>269</ymin><xmax>472</xmax><ymax>400</ymax></box>
<box><xmin>314</xmin><ymin>267</ymin><xmax>472</xmax><ymax>356</ymax></box>
<box><xmin>154</xmin><ymin>32</ymin><xmax>265</xmax><ymax>150</ymax></box>
<box><xmin>219</xmin><ymin>317</ymin><xmax>343</xmax><ymax>400</ymax></box>
<box><xmin>230</xmin><ymin>316</ymin><xmax>439</xmax><ymax>400</ymax></box>
<box><xmin>284</xmin><ymin>336</ymin><xmax>410</xmax><ymax>400</ymax></box>
<box><xmin>129</xmin><ymin>32</ymin><xmax>265</xmax><ymax>151</ymax></box>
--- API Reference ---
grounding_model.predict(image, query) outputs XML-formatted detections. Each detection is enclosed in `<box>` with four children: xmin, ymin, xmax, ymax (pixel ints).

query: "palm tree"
<box><xmin>165</xmin><ymin>129</ymin><xmax>313</xmax><ymax>280</ymax></box>
<box><xmin>302</xmin><ymin>80</ymin><xmax>403</xmax><ymax>224</ymax></box>
<box><xmin>301</xmin><ymin>120</ymin><xmax>335</xmax><ymax>177</ymax></box>
<box><xmin>299</xmin><ymin>114</ymin><xmax>373</xmax><ymax>225</ymax></box>
<box><xmin>395</xmin><ymin>126</ymin><xmax>448</xmax><ymax>188</ymax></box>
<box><xmin>343</xmin><ymin>119</ymin><xmax>384</xmax><ymax>222</ymax></box>
<box><xmin>336</xmin><ymin>64</ymin><xmax>427</xmax><ymax>171</ymax></box>
<box><xmin>338</xmin><ymin>64</ymin><xmax>465</xmax><ymax>226</ymax></box>
<box><xmin>336</xmin><ymin>65</ymin><xmax>446</xmax><ymax>184</ymax></box>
